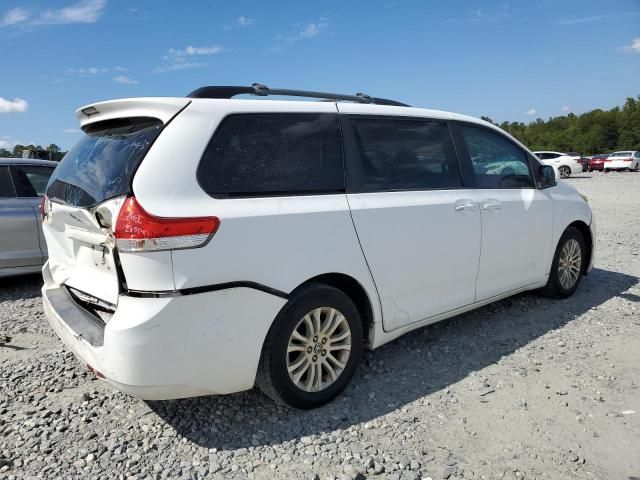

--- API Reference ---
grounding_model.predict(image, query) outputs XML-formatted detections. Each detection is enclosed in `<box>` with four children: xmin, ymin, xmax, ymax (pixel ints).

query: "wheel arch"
<box><xmin>567</xmin><ymin>220</ymin><xmax>593</xmax><ymax>275</ymax></box>
<box><xmin>292</xmin><ymin>273</ymin><xmax>377</xmax><ymax>346</ymax></box>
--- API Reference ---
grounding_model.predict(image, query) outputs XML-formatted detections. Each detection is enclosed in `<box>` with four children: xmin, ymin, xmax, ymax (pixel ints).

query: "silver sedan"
<box><xmin>0</xmin><ymin>158</ymin><xmax>57</xmax><ymax>277</ymax></box>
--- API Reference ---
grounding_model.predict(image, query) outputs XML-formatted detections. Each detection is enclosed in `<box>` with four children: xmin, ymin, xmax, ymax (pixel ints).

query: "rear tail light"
<box><xmin>114</xmin><ymin>196</ymin><xmax>220</xmax><ymax>252</ymax></box>
<box><xmin>623</xmin><ymin>157</ymin><xmax>633</xmax><ymax>162</ymax></box>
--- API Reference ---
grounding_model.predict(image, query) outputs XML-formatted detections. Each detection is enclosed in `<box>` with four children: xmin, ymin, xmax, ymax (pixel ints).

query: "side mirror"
<box><xmin>539</xmin><ymin>165</ymin><xmax>557</xmax><ymax>188</ymax></box>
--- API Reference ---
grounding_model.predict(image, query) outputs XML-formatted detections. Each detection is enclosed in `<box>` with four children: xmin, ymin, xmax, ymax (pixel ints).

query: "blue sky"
<box><xmin>0</xmin><ymin>0</ymin><xmax>639</xmax><ymax>151</ymax></box>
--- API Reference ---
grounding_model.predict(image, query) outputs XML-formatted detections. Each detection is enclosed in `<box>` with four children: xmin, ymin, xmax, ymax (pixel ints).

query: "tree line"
<box><xmin>0</xmin><ymin>143</ymin><xmax>66</xmax><ymax>162</ymax></box>
<box><xmin>482</xmin><ymin>95</ymin><xmax>640</xmax><ymax>155</ymax></box>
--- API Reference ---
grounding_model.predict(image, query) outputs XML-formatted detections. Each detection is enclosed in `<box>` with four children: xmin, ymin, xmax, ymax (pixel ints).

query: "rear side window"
<box><xmin>0</xmin><ymin>166</ymin><xmax>15</xmax><ymax>197</ymax></box>
<box><xmin>198</xmin><ymin>113</ymin><xmax>344</xmax><ymax>197</ymax></box>
<box><xmin>347</xmin><ymin>116</ymin><xmax>462</xmax><ymax>192</ymax></box>
<box><xmin>11</xmin><ymin>165</ymin><xmax>54</xmax><ymax>197</ymax></box>
<box><xmin>460</xmin><ymin>125</ymin><xmax>534</xmax><ymax>188</ymax></box>
<box><xmin>46</xmin><ymin>117</ymin><xmax>162</xmax><ymax>207</ymax></box>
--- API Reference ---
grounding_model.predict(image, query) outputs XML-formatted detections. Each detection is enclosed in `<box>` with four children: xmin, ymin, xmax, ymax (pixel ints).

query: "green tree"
<box><xmin>12</xmin><ymin>144</ymin><xmax>26</xmax><ymax>157</ymax></box>
<box><xmin>46</xmin><ymin>144</ymin><xmax>61</xmax><ymax>154</ymax></box>
<box><xmin>486</xmin><ymin>95</ymin><xmax>638</xmax><ymax>154</ymax></box>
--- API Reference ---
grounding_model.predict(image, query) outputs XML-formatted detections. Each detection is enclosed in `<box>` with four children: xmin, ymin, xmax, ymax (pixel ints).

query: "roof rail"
<box><xmin>186</xmin><ymin>83</ymin><xmax>411</xmax><ymax>107</ymax></box>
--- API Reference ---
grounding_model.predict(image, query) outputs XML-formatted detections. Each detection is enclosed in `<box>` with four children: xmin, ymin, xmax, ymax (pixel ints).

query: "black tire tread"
<box><xmin>256</xmin><ymin>282</ymin><xmax>363</xmax><ymax>409</ymax></box>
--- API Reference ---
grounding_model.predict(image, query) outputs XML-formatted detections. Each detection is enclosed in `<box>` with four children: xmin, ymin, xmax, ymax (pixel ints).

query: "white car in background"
<box><xmin>41</xmin><ymin>84</ymin><xmax>595</xmax><ymax>409</ymax></box>
<box><xmin>604</xmin><ymin>151</ymin><xmax>640</xmax><ymax>172</ymax></box>
<box><xmin>533</xmin><ymin>151</ymin><xmax>583</xmax><ymax>178</ymax></box>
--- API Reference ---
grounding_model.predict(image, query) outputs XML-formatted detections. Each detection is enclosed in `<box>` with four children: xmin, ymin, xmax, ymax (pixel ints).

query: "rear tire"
<box><xmin>539</xmin><ymin>227</ymin><xmax>586</xmax><ymax>299</ymax></box>
<box><xmin>256</xmin><ymin>283</ymin><xmax>363</xmax><ymax>409</ymax></box>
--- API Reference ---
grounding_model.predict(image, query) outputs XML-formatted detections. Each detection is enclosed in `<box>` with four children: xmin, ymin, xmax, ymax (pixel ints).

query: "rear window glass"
<box><xmin>197</xmin><ymin>113</ymin><xmax>344</xmax><ymax>197</ymax></box>
<box><xmin>46</xmin><ymin>117</ymin><xmax>162</xmax><ymax>207</ymax></box>
<box><xmin>611</xmin><ymin>151</ymin><xmax>633</xmax><ymax>157</ymax></box>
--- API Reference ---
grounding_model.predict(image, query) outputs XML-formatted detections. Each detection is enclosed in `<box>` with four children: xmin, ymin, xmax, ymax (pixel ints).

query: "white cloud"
<box><xmin>33</xmin><ymin>0</ymin><xmax>106</xmax><ymax>25</ymax></box>
<box><xmin>152</xmin><ymin>62</ymin><xmax>206</xmax><ymax>74</ymax></box>
<box><xmin>525</xmin><ymin>108</ymin><xmax>537</xmax><ymax>115</ymax></box>
<box><xmin>557</xmin><ymin>12</ymin><xmax>639</xmax><ymax>26</ymax></box>
<box><xmin>0</xmin><ymin>7</ymin><xmax>30</xmax><ymax>26</ymax></box>
<box><xmin>291</xmin><ymin>17</ymin><xmax>330</xmax><ymax>41</ymax></box>
<box><xmin>0</xmin><ymin>97</ymin><xmax>28</xmax><ymax>113</ymax></box>
<box><xmin>445</xmin><ymin>6</ymin><xmax>510</xmax><ymax>24</ymax></box>
<box><xmin>561</xmin><ymin>105</ymin><xmax>572</xmax><ymax>113</ymax></box>
<box><xmin>272</xmin><ymin>17</ymin><xmax>330</xmax><ymax>50</ymax></box>
<box><xmin>620</xmin><ymin>38</ymin><xmax>640</xmax><ymax>54</ymax></box>
<box><xmin>155</xmin><ymin>45</ymin><xmax>223</xmax><ymax>73</ymax></box>
<box><xmin>63</xmin><ymin>128</ymin><xmax>81</xmax><ymax>133</ymax></box>
<box><xmin>236</xmin><ymin>16</ymin><xmax>254</xmax><ymax>27</ymax></box>
<box><xmin>113</xmin><ymin>75</ymin><xmax>138</xmax><ymax>84</ymax></box>
<box><xmin>113</xmin><ymin>66</ymin><xmax>127</xmax><ymax>72</ymax></box>
<box><xmin>66</xmin><ymin>66</ymin><xmax>108</xmax><ymax>76</ymax></box>
<box><xmin>557</xmin><ymin>14</ymin><xmax>613</xmax><ymax>25</ymax></box>
<box><xmin>166</xmin><ymin>45</ymin><xmax>224</xmax><ymax>60</ymax></box>
<box><xmin>0</xmin><ymin>138</ymin><xmax>19</xmax><ymax>150</ymax></box>
<box><xmin>224</xmin><ymin>16</ymin><xmax>255</xmax><ymax>30</ymax></box>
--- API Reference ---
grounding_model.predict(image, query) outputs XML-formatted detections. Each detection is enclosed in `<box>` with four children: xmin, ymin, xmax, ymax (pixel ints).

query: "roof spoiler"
<box><xmin>75</xmin><ymin>98</ymin><xmax>191</xmax><ymax>128</ymax></box>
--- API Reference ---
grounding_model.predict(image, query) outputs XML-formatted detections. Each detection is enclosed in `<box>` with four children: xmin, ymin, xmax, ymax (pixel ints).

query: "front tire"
<box><xmin>559</xmin><ymin>166</ymin><xmax>571</xmax><ymax>178</ymax></box>
<box><xmin>540</xmin><ymin>227</ymin><xmax>586</xmax><ymax>299</ymax></box>
<box><xmin>256</xmin><ymin>283</ymin><xmax>363</xmax><ymax>409</ymax></box>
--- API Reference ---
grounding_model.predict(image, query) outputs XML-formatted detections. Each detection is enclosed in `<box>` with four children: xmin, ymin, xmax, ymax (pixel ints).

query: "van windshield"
<box><xmin>46</xmin><ymin>117</ymin><xmax>162</xmax><ymax>208</ymax></box>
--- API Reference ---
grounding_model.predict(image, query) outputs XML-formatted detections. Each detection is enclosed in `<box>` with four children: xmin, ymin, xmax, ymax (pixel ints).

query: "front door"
<box><xmin>455</xmin><ymin>124</ymin><xmax>554</xmax><ymax>301</ymax></box>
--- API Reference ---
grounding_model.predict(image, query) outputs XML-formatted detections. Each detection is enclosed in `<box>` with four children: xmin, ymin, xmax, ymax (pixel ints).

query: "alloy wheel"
<box><xmin>558</xmin><ymin>238</ymin><xmax>582</xmax><ymax>289</ymax></box>
<box><xmin>286</xmin><ymin>307</ymin><xmax>352</xmax><ymax>392</ymax></box>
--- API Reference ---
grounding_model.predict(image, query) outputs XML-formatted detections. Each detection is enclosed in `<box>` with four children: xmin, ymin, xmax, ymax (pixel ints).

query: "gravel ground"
<box><xmin>1</xmin><ymin>171</ymin><xmax>639</xmax><ymax>480</ymax></box>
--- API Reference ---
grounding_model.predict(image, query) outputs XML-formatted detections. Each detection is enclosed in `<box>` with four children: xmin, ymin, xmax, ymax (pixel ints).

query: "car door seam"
<box><xmin>344</xmin><ymin>194</ymin><xmax>386</xmax><ymax>331</ymax></box>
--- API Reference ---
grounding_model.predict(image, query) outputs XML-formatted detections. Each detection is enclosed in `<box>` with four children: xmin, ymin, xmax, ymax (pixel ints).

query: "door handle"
<box><xmin>482</xmin><ymin>199</ymin><xmax>502</xmax><ymax>211</ymax></box>
<box><xmin>454</xmin><ymin>199</ymin><xmax>477</xmax><ymax>212</ymax></box>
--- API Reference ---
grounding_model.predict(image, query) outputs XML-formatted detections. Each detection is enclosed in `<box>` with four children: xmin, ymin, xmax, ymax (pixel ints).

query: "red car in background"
<box><xmin>588</xmin><ymin>154</ymin><xmax>610</xmax><ymax>171</ymax></box>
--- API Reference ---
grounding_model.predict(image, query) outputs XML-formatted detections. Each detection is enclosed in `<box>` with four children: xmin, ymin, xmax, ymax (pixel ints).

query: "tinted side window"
<box><xmin>535</xmin><ymin>153</ymin><xmax>548</xmax><ymax>160</ymax></box>
<box><xmin>198</xmin><ymin>113</ymin><xmax>344</xmax><ymax>197</ymax></box>
<box><xmin>0</xmin><ymin>166</ymin><xmax>15</xmax><ymax>197</ymax></box>
<box><xmin>347</xmin><ymin>116</ymin><xmax>462</xmax><ymax>192</ymax></box>
<box><xmin>460</xmin><ymin>126</ymin><xmax>534</xmax><ymax>188</ymax></box>
<box><xmin>11</xmin><ymin>165</ymin><xmax>55</xmax><ymax>197</ymax></box>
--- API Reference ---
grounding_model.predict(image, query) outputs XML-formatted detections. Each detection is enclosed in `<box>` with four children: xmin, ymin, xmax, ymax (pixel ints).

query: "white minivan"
<box><xmin>42</xmin><ymin>85</ymin><xmax>595</xmax><ymax>408</ymax></box>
